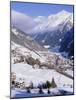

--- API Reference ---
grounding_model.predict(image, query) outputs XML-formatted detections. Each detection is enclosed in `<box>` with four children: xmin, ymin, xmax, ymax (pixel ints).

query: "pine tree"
<box><xmin>51</xmin><ymin>78</ymin><xmax>57</xmax><ymax>88</ymax></box>
<box><xmin>46</xmin><ymin>81</ymin><xmax>51</xmax><ymax>88</ymax></box>
<box><xmin>30</xmin><ymin>82</ymin><xmax>33</xmax><ymax>89</ymax></box>
<box><xmin>42</xmin><ymin>83</ymin><xmax>47</xmax><ymax>89</ymax></box>
<box><xmin>39</xmin><ymin>87</ymin><xmax>44</xmax><ymax>94</ymax></box>
<box><xmin>47</xmin><ymin>89</ymin><xmax>50</xmax><ymax>94</ymax></box>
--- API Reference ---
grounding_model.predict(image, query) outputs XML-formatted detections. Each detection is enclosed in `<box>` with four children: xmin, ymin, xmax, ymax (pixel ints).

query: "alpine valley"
<box><xmin>11</xmin><ymin>10</ymin><xmax>74</xmax><ymax>98</ymax></box>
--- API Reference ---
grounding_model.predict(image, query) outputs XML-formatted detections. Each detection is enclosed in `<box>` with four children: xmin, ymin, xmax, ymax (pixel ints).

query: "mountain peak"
<box><xmin>57</xmin><ymin>10</ymin><xmax>71</xmax><ymax>16</ymax></box>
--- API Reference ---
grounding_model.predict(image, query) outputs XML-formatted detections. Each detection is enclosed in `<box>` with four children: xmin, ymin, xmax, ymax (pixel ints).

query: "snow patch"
<box><xmin>44</xmin><ymin>45</ymin><xmax>50</xmax><ymax>49</ymax></box>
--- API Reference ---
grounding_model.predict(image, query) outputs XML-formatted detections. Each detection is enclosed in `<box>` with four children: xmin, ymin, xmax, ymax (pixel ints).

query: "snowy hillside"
<box><xmin>11</xmin><ymin>27</ymin><xmax>74</xmax><ymax>98</ymax></box>
<box><xmin>11</xmin><ymin>27</ymin><xmax>47</xmax><ymax>52</ymax></box>
<box><xmin>12</xmin><ymin>63</ymin><xmax>73</xmax><ymax>87</ymax></box>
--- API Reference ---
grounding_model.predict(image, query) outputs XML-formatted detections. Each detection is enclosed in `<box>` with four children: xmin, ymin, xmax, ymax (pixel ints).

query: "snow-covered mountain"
<box><xmin>32</xmin><ymin>11</ymin><xmax>73</xmax><ymax>50</ymax></box>
<box><xmin>32</xmin><ymin>10</ymin><xmax>73</xmax><ymax>33</ymax></box>
<box><xmin>11</xmin><ymin>10</ymin><xmax>73</xmax><ymax>34</ymax></box>
<box><xmin>11</xmin><ymin>10</ymin><xmax>73</xmax><ymax>54</ymax></box>
<box><xmin>11</xmin><ymin>26</ymin><xmax>47</xmax><ymax>52</ymax></box>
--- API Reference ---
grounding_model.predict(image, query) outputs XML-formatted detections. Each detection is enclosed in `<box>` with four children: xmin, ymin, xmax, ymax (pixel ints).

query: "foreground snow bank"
<box><xmin>11</xmin><ymin>87</ymin><xmax>73</xmax><ymax>98</ymax></box>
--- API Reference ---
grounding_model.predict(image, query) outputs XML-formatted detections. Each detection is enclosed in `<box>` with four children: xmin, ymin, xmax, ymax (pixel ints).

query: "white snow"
<box><xmin>59</xmin><ymin>38</ymin><xmax>62</xmax><ymax>42</ymax></box>
<box><xmin>11</xmin><ymin>41</ymin><xmax>51</xmax><ymax>64</ymax></box>
<box><xmin>11</xmin><ymin>87</ymin><xmax>61</xmax><ymax>98</ymax></box>
<box><xmin>12</xmin><ymin>63</ymin><xmax>73</xmax><ymax>88</ymax></box>
<box><xmin>12</xmin><ymin>28</ymin><xmax>19</xmax><ymax>35</ymax></box>
<box><xmin>44</xmin><ymin>45</ymin><xmax>50</xmax><ymax>49</ymax></box>
<box><xmin>65</xmin><ymin>70</ymin><xmax>73</xmax><ymax>77</ymax></box>
<box><xmin>11</xmin><ymin>41</ymin><xmax>41</xmax><ymax>60</ymax></box>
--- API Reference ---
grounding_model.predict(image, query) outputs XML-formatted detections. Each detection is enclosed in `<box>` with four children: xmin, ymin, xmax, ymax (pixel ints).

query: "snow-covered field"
<box><xmin>12</xmin><ymin>63</ymin><xmax>73</xmax><ymax>87</ymax></box>
<box><xmin>11</xmin><ymin>63</ymin><xmax>73</xmax><ymax>98</ymax></box>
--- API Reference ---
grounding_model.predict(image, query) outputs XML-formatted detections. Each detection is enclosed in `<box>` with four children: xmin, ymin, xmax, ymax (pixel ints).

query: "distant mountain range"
<box><xmin>11</xmin><ymin>10</ymin><xmax>74</xmax><ymax>58</ymax></box>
